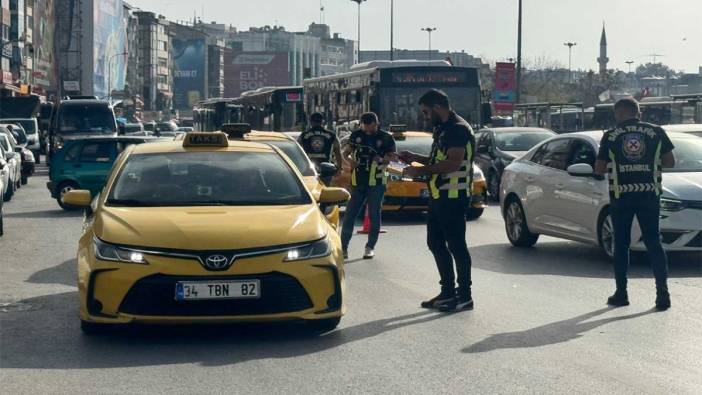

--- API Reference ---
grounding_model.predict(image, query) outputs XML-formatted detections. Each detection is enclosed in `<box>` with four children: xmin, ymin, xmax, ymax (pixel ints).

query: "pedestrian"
<box><xmin>594</xmin><ymin>97</ymin><xmax>675</xmax><ymax>310</ymax></box>
<box><xmin>340</xmin><ymin>112</ymin><xmax>396</xmax><ymax>260</ymax></box>
<box><xmin>400</xmin><ymin>89</ymin><xmax>475</xmax><ymax>312</ymax></box>
<box><xmin>298</xmin><ymin>112</ymin><xmax>342</xmax><ymax>185</ymax></box>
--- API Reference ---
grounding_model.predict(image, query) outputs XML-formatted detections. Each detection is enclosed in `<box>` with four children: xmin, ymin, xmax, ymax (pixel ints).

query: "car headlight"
<box><xmin>93</xmin><ymin>237</ymin><xmax>148</xmax><ymax>264</ymax></box>
<box><xmin>284</xmin><ymin>238</ymin><xmax>331</xmax><ymax>262</ymax></box>
<box><xmin>473</xmin><ymin>166</ymin><xmax>485</xmax><ymax>182</ymax></box>
<box><xmin>660</xmin><ymin>198</ymin><xmax>685</xmax><ymax>212</ymax></box>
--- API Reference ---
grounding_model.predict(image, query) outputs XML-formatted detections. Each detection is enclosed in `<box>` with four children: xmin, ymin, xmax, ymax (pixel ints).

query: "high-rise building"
<box><xmin>597</xmin><ymin>22</ymin><xmax>609</xmax><ymax>76</ymax></box>
<box><xmin>307</xmin><ymin>23</ymin><xmax>356</xmax><ymax>76</ymax></box>
<box><xmin>0</xmin><ymin>0</ymin><xmax>17</xmax><ymax>96</ymax></box>
<box><xmin>134</xmin><ymin>11</ymin><xmax>172</xmax><ymax>112</ymax></box>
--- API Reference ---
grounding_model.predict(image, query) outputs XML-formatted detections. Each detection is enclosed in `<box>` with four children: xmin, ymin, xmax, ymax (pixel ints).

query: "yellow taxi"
<box><xmin>332</xmin><ymin>127</ymin><xmax>488</xmax><ymax>220</ymax></box>
<box><xmin>64</xmin><ymin>132</ymin><xmax>350</xmax><ymax>334</ymax></box>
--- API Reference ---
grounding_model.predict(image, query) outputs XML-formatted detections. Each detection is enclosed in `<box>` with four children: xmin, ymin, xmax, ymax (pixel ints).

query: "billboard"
<box><xmin>32</xmin><ymin>0</ymin><xmax>56</xmax><ymax>94</ymax></box>
<box><xmin>93</xmin><ymin>0</ymin><xmax>127</xmax><ymax>98</ymax></box>
<box><xmin>493</xmin><ymin>62</ymin><xmax>516</xmax><ymax>114</ymax></box>
<box><xmin>224</xmin><ymin>51</ymin><xmax>289</xmax><ymax>98</ymax></box>
<box><xmin>172</xmin><ymin>38</ymin><xmax>206</xmax><ymax>110</ymax></box>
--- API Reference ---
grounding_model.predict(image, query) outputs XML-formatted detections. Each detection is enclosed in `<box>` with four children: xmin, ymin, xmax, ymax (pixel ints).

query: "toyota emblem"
<box><xmin>204</xmin><ymin>254</ymin><xmax>229</xmax><ymax>270</ymax></box>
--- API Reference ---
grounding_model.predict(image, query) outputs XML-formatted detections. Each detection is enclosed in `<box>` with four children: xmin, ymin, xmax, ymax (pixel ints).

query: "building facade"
<box><xmin>0</xmin><ymin>0</ymin><xmax>17</xmax><ymax>96</ymax></box>
<box><xmin>307</xmin><ymin>23</ymin><xmax>356</xmax><ymax>76</ymax></box>
<box><xmin>134</xmin><ymin>11</ymin><xmax>171</xmax><ymax>112</ymax></box>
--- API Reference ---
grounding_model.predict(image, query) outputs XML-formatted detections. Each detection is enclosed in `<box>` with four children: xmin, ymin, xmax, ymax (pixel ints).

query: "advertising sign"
<box><xmin>493</xmin><ymin>62</ymin><xmax>516</xmax><ymax>114</ymax></box>
<box><xmin>93</xmin><ymin>0</ymin><xmax>127</xmax><ymax>98</ymax></box>
<box><xmin>224</xmin><ymin>51</ymin><xmax>289</xmax><ymax>98</ymax></box>
<box><xmin>172</xmin><ymin>38</ymin><xmax>206</xmax><ymax>110</ymax></box>
<box><xmin>32</xmin><ymin>0</ymin><xmax>56</xmax><ymax>93</ymax></box>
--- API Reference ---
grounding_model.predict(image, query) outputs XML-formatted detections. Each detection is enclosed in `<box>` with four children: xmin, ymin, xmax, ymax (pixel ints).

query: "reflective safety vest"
<box><xmin>428</xmin><ymin>114</ymin><xmax>475</xmax><ymax>200</ymax></box>
<box><xmin>605</xmin><ymin>122</ymin><xmax>666</xmax><ymax>199</ymax></box>
<box><xmin>351</xmin><ymin>154</ymin><xmax>389</xmax><ymax>187</ymax></box>
<box><xmin>299</xmin><ymin>127</ymin><xmax>335</xmax><ymax>164</ymax></box>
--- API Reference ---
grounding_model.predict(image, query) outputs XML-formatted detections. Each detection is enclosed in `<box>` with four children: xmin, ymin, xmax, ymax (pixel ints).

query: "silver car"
<box><xmin>500</xmin><ymin>131</ymin><xmax>702</xmax><ymax>258</ymax></box>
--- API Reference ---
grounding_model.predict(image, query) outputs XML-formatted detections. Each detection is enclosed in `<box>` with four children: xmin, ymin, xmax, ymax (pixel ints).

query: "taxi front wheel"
<box><xmin>308</xmin><ymin>317</ymin><xmax>341</xmax><ymax>333</ymax></box>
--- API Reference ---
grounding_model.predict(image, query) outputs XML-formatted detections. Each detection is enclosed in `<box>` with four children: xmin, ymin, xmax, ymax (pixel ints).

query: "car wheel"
<box><xmin>504</xmin><ymin>197</ymin><xmax>539</xmax><ymax>247</ymax></box>
<box><xmin>3</xmin><ymin>182</ymin><xmax>14</xmax><ymax>202</ymax></box>
<box><xmin>80</xmin><ymin>320</ymin><xmax>111</xmax><ymax>335</ymax></box>
<box><xmin>21</xmin><ymin>175</ymin><xmax>28</xmax><ymax>185</ymax></box>
<box><xmin>466</xmin><ymin>207</ymin><xmax>484</xmax><ymax>221</ymax></box>
<box><xmin>57</xmin><ymin>181</ymin><xmax>81</xmax><ymax>211</ymax></box>
<box><xmin>487</xmin><ymin>171</ymin><xmax>501</xmax><ymax>202</ymax></box>
<box><xmin>0</xmin><ymin>200</ymin><xmax>3</xmax><ymax>237</ymax></box>
<box><xmin>308</xmin><ymin>317</ymin><xmax>341</xmax><ymax>333</ymax></box>
<box><xmin>598</xmin><ymin>210</ymin><xmax>615</xmax><ymax>260</ymax></box>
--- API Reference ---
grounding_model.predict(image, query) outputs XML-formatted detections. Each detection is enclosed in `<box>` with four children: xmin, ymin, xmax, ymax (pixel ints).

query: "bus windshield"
<box><xmin>59</xmin><ymin>104</ymin><xmax>116</xmax><ymax>135</ymax></box>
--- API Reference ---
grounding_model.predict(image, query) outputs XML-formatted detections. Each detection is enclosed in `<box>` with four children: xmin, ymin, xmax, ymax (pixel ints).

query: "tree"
<box><xmin>635</xmin><ymin>62</ymin><xmax>681</xmax><ymax>78</ymax></box>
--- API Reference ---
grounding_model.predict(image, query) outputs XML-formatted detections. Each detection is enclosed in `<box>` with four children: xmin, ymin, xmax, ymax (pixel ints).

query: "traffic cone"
<box><xmin>357</xmin><ymin>206</ymin><xmax>387</xmax><ymax>234</ymax></box>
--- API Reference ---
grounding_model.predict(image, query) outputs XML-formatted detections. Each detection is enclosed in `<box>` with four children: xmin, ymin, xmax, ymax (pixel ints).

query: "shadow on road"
<box><xmin>0</xmin><ymin>291</ymin><xmax>450</xmax><ymax>369</ymax></box>
<box><xmin>4</xmin><ymin>209</ymin><xmax>83</xmax><ymax>219</ymax></box>
<box><xmin>26</xmin><ymin>259</ymin><xmax>77</xmax><ymax>287</ymax></box>
<box><xmin>463</xmin><ymin>307</ymin><xmax>657</xmax><ymax>353</ymax></box>
<box><xmin>471</xmin><ymin>243</ymin><xmax>701</xmax><ymax>279</ymax></box>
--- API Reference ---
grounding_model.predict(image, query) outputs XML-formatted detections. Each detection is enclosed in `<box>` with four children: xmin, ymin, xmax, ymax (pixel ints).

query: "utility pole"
<box><xmin>625</xmin><ymin>60</ymin><xmax>634</xmax><ymax>73</ymax></box>
<box><xmin>351</xmin><ymin>0</ymin><xmax>367</xmax><ymax>59</ymax></box>
<box><xmin>107</xmin><ymin>51</ymin><xmax>129</xmax><ymax>102</ymax></box>
<box><xmin>516</xmin><ymin>0</ymin><xmax>522</xmax><ymax>104</ymax></box>
<box><xmin>390</xmin><ymin>0</ymin><xmax>394</xmax><ymax>61</ymax></box>
<box><xmin>421</xmin><ymin>27</ymin><xmax>437</xmax><ymax>61</ymax></box>
<box><xmin>563</xmin><ymin>42</ymin><xmax>576</xmax><ymax>82</ymax></box>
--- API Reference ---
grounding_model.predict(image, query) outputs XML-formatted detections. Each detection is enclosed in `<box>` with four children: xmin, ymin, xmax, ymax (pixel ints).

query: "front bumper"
<box><xmin>630</xmin><ymin>207</ymin><xmax>702</xmax><ymax>252</ymax></box>
<box><xmin>78</xmin><ymin>244</ymin><xmax>345</xmax><ymax>325</ymax></box>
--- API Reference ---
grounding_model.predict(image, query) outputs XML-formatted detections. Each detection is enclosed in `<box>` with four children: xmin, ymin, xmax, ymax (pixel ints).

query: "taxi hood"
<box><xmin>93</xmin><ymin>204</ymin><xmax>327</xmax><ymax>250</ymax></box>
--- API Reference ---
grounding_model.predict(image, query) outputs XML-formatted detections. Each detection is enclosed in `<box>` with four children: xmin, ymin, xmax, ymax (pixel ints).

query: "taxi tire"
<box><xmin>308</xmin><ymin>317</ymin><xmax>341</xmax><ymax>333</ymax></box>
<box><xmin>487</xmin><ymin>171</ymin><xmax>501</xmax><ymax>202</ymax></box>
<box><xmin>466</xmin><ymin>207</ymin><xmax>484</xmax><ymax>221</ymax></box>
<box><xmin>3</xmin><ymin>181</ymin><xmax>14</xmax><ymax>202</ymax></box>
<box><xmin>21</xmin><ymin>174</ymin><xmax>28</xmax><ymax>185</ymax></box>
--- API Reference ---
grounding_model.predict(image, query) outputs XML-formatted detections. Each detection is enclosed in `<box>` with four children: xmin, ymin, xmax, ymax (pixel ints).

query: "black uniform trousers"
<box><xmin>427</xmin><ymin>196</ymin><xmax>472</xmax><ymax>297</ymax></box>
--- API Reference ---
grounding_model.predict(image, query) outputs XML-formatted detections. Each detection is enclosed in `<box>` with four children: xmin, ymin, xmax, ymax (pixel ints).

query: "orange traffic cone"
<box><xmin>357</xmin><ymin>206</ymin><xmax>387</xmax><ymax>234</ymax></box>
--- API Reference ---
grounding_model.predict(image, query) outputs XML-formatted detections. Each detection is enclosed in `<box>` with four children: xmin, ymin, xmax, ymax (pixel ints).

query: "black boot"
<box><xmin>607</xmin><ymin>290</ymin><xmax>630</xmax><ymax>307</ymax></box>
<box><xmin>655</xmin><ymin>288</ymin><xmax>671</xmax><ymax>311</ymax></box>
<box><xmin>420</xmin><ymin>288</ymin><xmax>455</xmax><ymax>309</ymax></box>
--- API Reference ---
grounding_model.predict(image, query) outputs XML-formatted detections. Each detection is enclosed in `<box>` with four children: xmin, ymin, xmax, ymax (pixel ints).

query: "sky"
<box><xmin>129</xmin><ymin>0</ymin><xmax>702</xmax><ymax>73</ymax></box>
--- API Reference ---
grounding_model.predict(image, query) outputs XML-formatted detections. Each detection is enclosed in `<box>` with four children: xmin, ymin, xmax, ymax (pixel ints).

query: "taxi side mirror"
<box><xmin>319</xmin><ymin>162</ymin><xmax>337</xmax><ymax>178</ymax></box>
<box><xmin>63</xmin><ymin>190</ymin><xmax>92</xmax><ymax>207</ymax></box>
<box><xmin>318</xmin><ymin>187</ymin><xmax>350</xmax><ymax>205</ymax></box>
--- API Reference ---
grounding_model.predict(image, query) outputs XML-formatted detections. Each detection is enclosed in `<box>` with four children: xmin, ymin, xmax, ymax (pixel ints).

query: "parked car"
<box><xmin>120</xmin><ymin>123</ymin><xmax>147</xmax><ymax>136</ymax></box>
<box><xmin>155</xmin><ymin>121</ymin><xmax>178</xmax><ymax>137</ymax></box>
<box><xmin>176</xmin><ymin>126</ymin><xmax>194</xmax><ymax>133</ymax></box>
<box><xmin>662</xmin><ymin>124</ymin><xmax>702</xmax><ymax>138</ymax></box>
<box><xmin>500</xmin><ymin>131</ymin><xmax>702</xmax><ymax>257</ymax></box>
<box><xmin>0</xmin><ymin>133</ymin><xmax>21</xmax><ymax>201</ymax></box>
<box><xmin>0</xmin><ymin>170</ymin><xmax>3</xmax><ymax>236</ymax></box>
<box><xmin>0</xmin><ymin>118</ymin><xmax>41</xmax><ymax>162</ymax></box>
<box><xmin>48</xmin><ymin>99</ymin><xmax>118</xmax><ymax>159</ymax></box>
<box><xmin>475</xmin><ymin>127</ymin><xmax>556</xmax><ymax>200</ymax></box>
<box><xmin>47</xmin><ymin>136</ymin><xmax>152</xmax><ymax>210</ymax></box>
<box><xmin>0</xmin><ymin>144</ymin><xmax>11</xmax><ymax>204</ymax></box>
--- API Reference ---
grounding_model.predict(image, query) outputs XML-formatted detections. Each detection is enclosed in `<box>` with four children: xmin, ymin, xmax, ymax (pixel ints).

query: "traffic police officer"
<box><xmin>594</xmin><ymin>97</ymin><xmax>675</xmax><ymax>310</ymax></box>
<box><xmin>340</xmin><ymin>112</ymin><xmax>396</xmax><ymax>260</ymax></box>
<box><xmin>299</xmin><ymin>112</ymin><xmax>342</xmax><ymax>185</ymax></box>
<box><xmin>401</xmin><ymin>90</ymin><xmax>475</xmax><ymax>312</ymax></box>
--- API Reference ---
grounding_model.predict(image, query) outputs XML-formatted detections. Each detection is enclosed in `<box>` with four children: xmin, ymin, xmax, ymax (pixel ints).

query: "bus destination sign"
<box><xmin>390</xmin><ymin>71</ymin><xmax>468</xmax><ymax>84</ymax></box>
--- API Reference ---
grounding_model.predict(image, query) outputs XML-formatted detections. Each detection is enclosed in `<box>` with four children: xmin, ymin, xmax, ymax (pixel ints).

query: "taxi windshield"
<box><xmin>264</xmin><ymin>140</ymin><xmax>315</xmax><ymax>176</ymax></box>
<box><xmin>107</xmin><ymin>151</ymin><xmax>311</xmax><ymax>206</ymax></box>
<box><xmin>395</xmin><ymin>136</ymin><xmax>433</xmax><ymax>156</ymax></box>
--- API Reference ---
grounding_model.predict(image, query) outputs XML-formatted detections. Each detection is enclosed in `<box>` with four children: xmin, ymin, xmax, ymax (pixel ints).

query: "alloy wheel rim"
<box><xmin>601</xmin><ymin>215</ymin><xmax>615</xmax><ymax>257</ymax></box>
<box><xmin>506</xmin><ymin>202</ymin><xmax>523</xmax><ymax>240</ymax></box>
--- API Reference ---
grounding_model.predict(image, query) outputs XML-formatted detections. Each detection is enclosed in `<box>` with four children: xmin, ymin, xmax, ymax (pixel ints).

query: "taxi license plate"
<box><xmin>175</xmin><ymin>280</ymin><xmax>260</xmax><ymax>301</ymax></box>
<box><xmin>420</xmin><ymin>189</ymin><xmax>429</xmax><ymax>198</ymax></box>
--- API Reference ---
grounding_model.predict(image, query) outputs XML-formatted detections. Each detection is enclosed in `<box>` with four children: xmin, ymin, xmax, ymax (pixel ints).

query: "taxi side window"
<box><xmin>63</xmin><ymin>144</ymin><xmax>82</xmax><ymax>162</ymax></box>
<box><xmin>533</xmin><ymin>139</ymin><xmax>571</xmax><ymax>171</ymax></box>
<box><xmin>80</xmin><ymin>142</ymin><xmax>115</xmax><ymax>163</ymax></box>
<box><xmin>568</xmin><ymin>140</ymin><xmax>596</xmax><ymax>167</ymax></box>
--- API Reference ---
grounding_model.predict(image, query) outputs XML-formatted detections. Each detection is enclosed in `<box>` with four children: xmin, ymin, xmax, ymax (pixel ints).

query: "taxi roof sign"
<box><xmin>222</xmin><ymin>123</ymin><xmax>252</xmax><ymax>139</ymax></box>
<box><xmin>389</xmin><ymin>124</ymin><xmax>407</xmax><ymax>140</ymax></box>
<box><xmin>182</xmin><ymin>132</ymin><xmax>229</xmax><ymax>148</ymax></box>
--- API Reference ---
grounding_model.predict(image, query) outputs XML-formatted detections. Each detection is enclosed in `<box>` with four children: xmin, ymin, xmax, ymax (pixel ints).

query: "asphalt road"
<box><xmin>1</xmin><ymin>166</ymin><xmax>701</xmax><ymax>394</ymax></box>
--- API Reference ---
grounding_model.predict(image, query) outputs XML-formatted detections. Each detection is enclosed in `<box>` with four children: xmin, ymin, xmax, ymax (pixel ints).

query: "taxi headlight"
<box><xmin>93</xmin><ymin>237</ymin><xmax>148</xmax><ymax>264</ymax></box>
<box><xmin>284</xmin><ymin>238</ymin><xmax>331</xmax><ymax>262</ymax></box>
<box><xmin>660</xmin><ymin>198</ymin><xmax>685</xmax><ymax>212</ymax></box>
<box><xmin>473</xmin><ymin>167</ymin><xmax>485</xmax><ymax>182</ymax></box>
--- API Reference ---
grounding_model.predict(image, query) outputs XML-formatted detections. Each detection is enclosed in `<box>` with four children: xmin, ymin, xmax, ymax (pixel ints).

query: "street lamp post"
<box><xmin>350</xmin><ymin>0</ymin><xmax>367</xmax><ymax>60</ymax></box>
<box><xmin>421</xmin><ymin>27</ymin><xmax>437</xmax><ymax>61</ymax></box>
<box><xmin>107</xmin><ymin>51</ymin><xmax>129</xmax><ymax>102</ymax></box>
<box><xmin>390</xmin><ymin>0</ymin><xmax>394</xmax><ymax>61</ymax></box>
<box><xmin>563</xmin><ymin>42</ymin><xmax>576</xmax><ymax>82</ymax></box>
<box><xmin>516</xmin><ymin>0</ymin><xmax>522</xmax><ymax>104</ymax></box>
<box><xmin>625</xmin><ymin>60</ymin><xmax>634</xmax><ymax>73</ymax></box>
